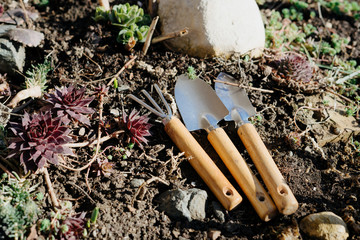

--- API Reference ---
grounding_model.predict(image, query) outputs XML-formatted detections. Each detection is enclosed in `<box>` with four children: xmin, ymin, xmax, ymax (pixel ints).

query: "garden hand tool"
<box><xmin>175</xmin><ymin>74</ymin><xmax>277</xmax><ymax>221</ymax></box>
<box><xmin>215</xmin><ymin>72</ymin><xmax>298</xmax><ymax>215</ymax></box>
<box><xmin>127</xmin><ymin>84</ymin><xmax>242</xmax><ymax>211</ymax></box>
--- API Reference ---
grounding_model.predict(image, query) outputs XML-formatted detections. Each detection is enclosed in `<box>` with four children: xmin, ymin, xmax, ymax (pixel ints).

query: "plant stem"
<box><xmin>42</xmin><ymin>167</ymin><xmax>60</xmax><ymax>209</ymax></box>
<box><xmin>85</xmin><ymin>90</ymin><xmax>104</xmax><ymax>192</ymax></box>
<box><xmin>64</xmin><ymin>130</ymin><xmax>124</xmax><ymax>148</ymax></box>
<box><xmin>0</xmin><ymin>161</ymin><xmax>14</xmax><ymax>177</ymax></box>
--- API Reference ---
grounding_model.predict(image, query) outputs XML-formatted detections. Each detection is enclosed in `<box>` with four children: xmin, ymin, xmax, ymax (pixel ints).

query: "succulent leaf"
<box><xmin>94</xmin><ymin>6</ymin><xmax>109</xmax><ymax>22</ymax></box>
<box><xmin>8</xmin><ymin>111</ymin><xmax>74</xmax><ymax>172</ymax></box>
<box><xmin>43</xmin><ymin>85</ymin><xmax>95</xmax><ymax>126</ymax></box>
<box><xmin>122</xmin><ymin>109</ymin><xmax>152</xmax><ymax>149</ymax></box>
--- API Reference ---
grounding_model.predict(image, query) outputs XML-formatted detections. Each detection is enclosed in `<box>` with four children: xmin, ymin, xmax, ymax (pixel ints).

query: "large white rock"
<box><xmin>158</xmin><ymin>0</ymin><xmax>265</xmax><ymax>58</ymax></box>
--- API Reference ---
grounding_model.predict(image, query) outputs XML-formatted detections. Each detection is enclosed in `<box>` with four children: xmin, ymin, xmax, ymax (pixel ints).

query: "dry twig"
<box><xmin>152</xmin><ymin>28</ymin><xmax>189</xmax><ymax>44</ymax></box>
<box><xmin>142</xmin><ymin>16</ymin><xmax>159</xmax><ymax>55</ymax></box>
<box><xmin>106</xmin><ymin>55</ymin><xmax>138</xmax><ymax>86</ymax></box>
<box><xmin>131</xmin><ymin>175</ymin><xmax>169</xmax><ymax>206</ymax></box>
<box><xmin>42</xmin><ymin>167</ymin><xmax>60</xmax><ymax>209</ymax></box>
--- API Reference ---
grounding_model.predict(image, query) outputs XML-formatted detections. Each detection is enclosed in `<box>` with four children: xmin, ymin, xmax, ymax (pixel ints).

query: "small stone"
<box><xmin>0</xmin><ymin>38</ymin><xmax>25</xmax><ymax>75</ymax></box>
<box><xmin>187</xmin><ymin>188</ymin><xmax>207</xmax><ymax>220</ymax></box>
<box><xmin>119</xmin><ymin>161</ymin><xmax>128</xmax><ymax>167</ymax></box>
<box><xmin>92</xmin><ymin>229</ymin><xmax>97</xmax><ymax>238</ymax></box>
<box><xmin>224</xmin><ymin>221</ymin><xmax>240</xmax><ymax>234</ymax></box>
<box><xmin>300</xmin><ymin>211</ymin><xmax>349</xmax><ymax>240</ymax></box>
<box><xmin>212</xmin><ymin>201</ymin><xmax>225</xmax><ymax>223</ymax></box>
<box><xmin>101</xmin><ymin>226</ymin><xmax>107</xmax><ymax>235</ymax></box>
<box><xmin>130</xmin><ymin>178</ymin><xmax>145</xmax><ymax>188</ymax></box>
<box><xmin>178</xmin><ymin>237</ymin><xmax>189</xmax><ymax>240</ymax></box>
<box><xmin>110</xmin><ymin>109</ymin><xmax>120</xmax><ymax>117</ymax></box>
<box><xmin>157</xmin><ymin>189</ymin><xmax>192</xmax><ymax>221</ymax></box>
<box><xmin>172</xmin><ymin>230</ymin><xmax>180</xmax><ymax>238</ymax></box>
<box><xmin>78</xmin><ymin>127</ymin><xmax>86</xmax><ymax>136</ymax></box>
<box><xmin>117</xmin><ymin>85</ymin><xmax>130</xmax><ymax>91</ymax></box>
<box><xmin>208</xmin><ymin>229</ymin><xmax>221</xmax><ymax>240</ymax></box>
<box><xmin>157</xmin><ymin>188</ymin><xmax>208</xmax><ymax>221</ymax></box>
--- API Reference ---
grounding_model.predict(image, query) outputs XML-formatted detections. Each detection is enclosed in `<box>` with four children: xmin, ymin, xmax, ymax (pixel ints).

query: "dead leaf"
<box><xmin>6</xmin><ymin>28</ymin><xmax>44</xmax><ymax>47</ymax></box>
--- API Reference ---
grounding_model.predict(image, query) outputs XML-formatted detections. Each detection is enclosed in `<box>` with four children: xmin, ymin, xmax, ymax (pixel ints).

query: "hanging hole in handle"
<box><xmin>277</xmin><ymin>185</ymin><xmax>288</xmax><ymax>196</ymax></box>
<box><xmin>256</xmin><ymin>192</ymin><xmax>265</xmax><ymax>202</ymax></box>
<box><xmin>223</xmin><ymin>187</ymin><xmax>233</xmax><ymax>197</ymax></box>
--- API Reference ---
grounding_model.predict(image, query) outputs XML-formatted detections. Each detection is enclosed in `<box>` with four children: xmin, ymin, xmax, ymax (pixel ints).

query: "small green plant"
<box><xmin>0</xmin><ymin>172</ymin><xmax>41</xmax><ymax>240</ymax></box>
<box><xmin>8</xmin><ymin>59</ymin><xmax>52</xmax><ymax>108</ymax></box>
<box><xmin>187</xmin><ymin>66</ymin><xmax>197</xmax><ymax>80</ymax></box>
<box><xmin>25</xmin><ymin>59</ymin><xmax>51</xmax><ymax>91</ymax></box>
<box><xmin>33</xmin><ymin>0</ymin><xmax>49</xmax><ymax>7</ymax></box>
<box><xmin>39</xmin><ymin>201</ymin><xmax>90</xmax><ymax>239</ymax></box>
<box><xmin>319</xmin><ymin>34</ymin><xmax>350</xmax><ymax>56</ymax></box>
<box><xmin>94</xmin><ymin>3</ymin><xmax>151</xmax><ymax>46</ymax></box>
<box><xmin>319</xmin><ymin>0</ymin><xmax>360</xmax><ymax>20</ymax></box>
<box><xmin>345</xmin><ymin>105</ymin><xmax>357</xmax><ymax>117</ymax></box>
<box><xmin>249</xmin><ymin>114</ymin><xmax>263</xmax><ymax>125</ymax></box>
<box><xmin>285</xmin><ymin>131</ymin><xmax>302</xmax><ymax>149</ymax></box>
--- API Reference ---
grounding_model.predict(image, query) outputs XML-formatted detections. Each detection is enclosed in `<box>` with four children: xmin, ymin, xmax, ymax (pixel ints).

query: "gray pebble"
<box><xmin>130</xmin><ymin>178</ymin><xmax>145</xmax><ymax>188</ymax></box>
<box><xmin>110</xmin><ymin>109</ymin><xmax>120</xmax><ymax>117</ymax></box>
<box><xmin>211</xmin><ymin>201</ymin><xmax>225</xmax><ymax>223</ymax></box>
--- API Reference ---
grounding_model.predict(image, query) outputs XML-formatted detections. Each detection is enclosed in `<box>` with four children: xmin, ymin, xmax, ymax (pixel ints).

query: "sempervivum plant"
<box><xmin>7</xmin><ymin>111</ymin><xmax>74</xmax><ymax>172</ymax></box>
<box><xmin>277</xmin><ymin>53</ymin><xmax>313</xmax><ymax>83</ymax></box>
<box><xmin>59</xmin><ymin>212</ymin><xmax>87</xmax><ymax>240</ymax></box>
<box><xmin>122</xmin><ymin>109</ymin><xmax>152</xmax><ymax>149</ymax></box>
<box><xmin>43</xmin><ymin>85</ymin><xmax>95</xmax><ymax>126</ymax></box>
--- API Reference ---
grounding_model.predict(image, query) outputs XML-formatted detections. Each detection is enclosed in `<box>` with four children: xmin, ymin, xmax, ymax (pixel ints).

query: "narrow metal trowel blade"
<box><xmin>175</xmin><ymin>74</ymin><xmax>229</xmax><ymax>131</ymax></box>
<box><xmin>214</xmin><ymin>72</ymin><xmax>256</xmax><ymax>122</ymax></box>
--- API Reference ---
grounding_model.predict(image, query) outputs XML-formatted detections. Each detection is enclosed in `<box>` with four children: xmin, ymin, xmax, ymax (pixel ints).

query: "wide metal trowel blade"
<box><xmin>215</xmin><ymin>72</ymin><xmax>256</xmax><ymax>122</ymax></box>
<box><xmin>175</xmin><ymin>74</ymin><xmax>228</xmax><ymax>131</ymax></box>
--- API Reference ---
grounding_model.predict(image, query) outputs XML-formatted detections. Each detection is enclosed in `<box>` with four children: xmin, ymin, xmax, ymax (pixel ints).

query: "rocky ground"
<box><xmin>0</xmin><ymin>0</ymin><xmax>359</xmax><ymax>239</ymax></box>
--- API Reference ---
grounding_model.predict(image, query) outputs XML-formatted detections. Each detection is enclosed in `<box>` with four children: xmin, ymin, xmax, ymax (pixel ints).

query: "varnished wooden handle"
<box><xmin>208</xmin><ymin>128</ymin><xmax>277</xmax><ymax>221</ymax></box>
<box><xmin>164</xmin><ymin>117</ymin><xmax>242</xmax><ymax>211</ymax></box>
<box><xmin>237</xmin><ymin>123</ymin><xmax>298</xmax><ymax>215</ymax></box>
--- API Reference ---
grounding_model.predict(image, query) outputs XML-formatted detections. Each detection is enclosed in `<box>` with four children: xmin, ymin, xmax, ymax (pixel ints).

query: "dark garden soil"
<box><xmin>1</xmin><ymin>0</ymin><xmax>360</xmax><ymax>239</ymax></box>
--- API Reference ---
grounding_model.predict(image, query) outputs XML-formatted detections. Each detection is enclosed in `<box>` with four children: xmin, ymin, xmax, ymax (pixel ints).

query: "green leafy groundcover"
<box><xmin>0</xmin><ymin>173</ymin><xmax>41</xmax><ymax>239</ymax></box>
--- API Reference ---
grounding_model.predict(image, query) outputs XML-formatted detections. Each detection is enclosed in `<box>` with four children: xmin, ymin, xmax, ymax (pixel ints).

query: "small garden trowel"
<box><xmin>215</xmin><ymin>72</ymin><xmax>299</xmax><ymax>215</ymax></box>
<box><xmin>175</xmin><ymin>74</ymin><xmax>278</xmax><ymax>221</ymax></box>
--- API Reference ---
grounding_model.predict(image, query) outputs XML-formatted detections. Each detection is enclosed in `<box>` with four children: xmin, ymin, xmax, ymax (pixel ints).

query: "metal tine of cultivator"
<box><xmin>127</xmin><ymin>84</ymin><xmax>172</xmax><ymax>120</ymax></box>
<box><xmin>140</xmin><ymin>90</ymin><xmax>166</xmax><ymax>116</ymax></box>
<box><xmin>154</xmin><ymin>84</ymin><xmax>172</xmax><ymax>117</ymax></box>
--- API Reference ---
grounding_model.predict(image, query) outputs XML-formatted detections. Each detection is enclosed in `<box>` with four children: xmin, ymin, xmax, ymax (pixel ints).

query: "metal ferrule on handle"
<box><xmin>237</xmin><ymin>123</ymin><xmax>298</xmax><ymax>215</ymax></box>
<box><xmin>164</xmin><ymin>117</ymin><xmax>243</xmax><ymax>211</ymax></box>
<box><xmin>207</xmin><ymin>127</ymin><xmax>278</xmax><ymax>221</ymax></box>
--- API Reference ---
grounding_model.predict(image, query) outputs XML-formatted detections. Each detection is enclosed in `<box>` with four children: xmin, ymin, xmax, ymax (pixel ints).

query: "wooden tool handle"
<box><xmin>237</xmin><ymin>123</ymin><xmax>298</xmax><ymax>215</ymax></box>
<box><xmin>208</xmin><ymin>128</ymin><xmax>277</xmax><ymax>221</ymax></box>
<box><xmin>164</xmin><ymin>117</ymin><xmax>242</xmax><ymax>211</ymax></box>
